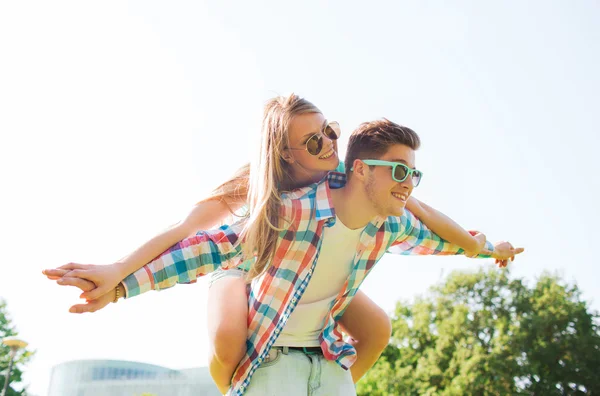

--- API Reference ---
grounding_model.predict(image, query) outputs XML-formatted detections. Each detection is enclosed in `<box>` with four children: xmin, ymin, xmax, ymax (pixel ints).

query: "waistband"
<box><xmin>272</xmin><ymin>346</ymin><xmax>323</xmax><ymax>355</ymax></box>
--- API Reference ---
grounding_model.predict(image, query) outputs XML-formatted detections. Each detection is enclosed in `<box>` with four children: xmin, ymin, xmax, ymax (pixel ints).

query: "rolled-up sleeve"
<box><xmin>123</xmin><ymin>222</ymin><xmax>245</xmax><ymax>298</ymax></box>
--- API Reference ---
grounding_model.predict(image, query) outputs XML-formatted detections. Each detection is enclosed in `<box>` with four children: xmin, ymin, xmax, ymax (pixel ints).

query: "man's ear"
<box><xmin>281</xmin><ymin>150</ymin><xmax>295</xmax><ymax>164</ymax></box>
<box><xmin>351</xmin><ymin>159</ymin><xmax>367</xmax><ymax>180</ymax></box>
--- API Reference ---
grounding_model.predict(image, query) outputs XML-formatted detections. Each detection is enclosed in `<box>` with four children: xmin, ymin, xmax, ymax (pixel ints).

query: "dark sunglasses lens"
<box><xmin>393</xmin><ymin>165</ymin><xmax>409</xmax><ymax>182</ymax></box>
<box><xmin>324</xmin><ymin>122</ymin><xmax>340</xmax><ymax>140</ymax></box>
<box><xmin>413</xmin><ymin>171</ymin><xmax>422</xmax><ymax>186</ymax></box>
<box><xmin>306</xmin><ymin>134</ymin><xmax>323</xmax><ymax>155</ymax></box>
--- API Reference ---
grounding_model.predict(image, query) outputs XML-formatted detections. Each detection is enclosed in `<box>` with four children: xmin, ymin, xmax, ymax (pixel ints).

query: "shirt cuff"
<box><xmin>477</xmin><ymin>240</ymin><xmax>495</xmax><ymax>258</ymax></box>
<box><xmin>122</xmin><ymin>266</ymin><xmax>155</xmax><ymax>299</ymax></box>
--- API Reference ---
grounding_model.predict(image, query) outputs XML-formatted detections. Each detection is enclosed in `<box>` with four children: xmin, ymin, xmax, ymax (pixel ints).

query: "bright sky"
<box><xmin>1</xmin><ymin>1</ymin><xmax>599</xmax><ymax>395</ymax></box>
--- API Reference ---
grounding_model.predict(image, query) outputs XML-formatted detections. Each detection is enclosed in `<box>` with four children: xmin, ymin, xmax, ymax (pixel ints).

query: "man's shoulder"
<box><xmin>281</xmin><ymin>183</ymin><xmax>318</xmax><ymax>202</ymax></box>
<box><xmin>281</xmin><ymin>172</ymin><xmax>343</xmax><ymax>202</ymax></box>
<box><xmin>383</xmin><ymin>209</ymin><xmax>416</xmax><ymax>232</ymax></box>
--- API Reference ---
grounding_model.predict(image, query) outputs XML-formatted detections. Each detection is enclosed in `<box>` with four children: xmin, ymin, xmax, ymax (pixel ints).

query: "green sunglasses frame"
<box><xmin>356</xmin><ymin>159</ymin><xmax>423</xmax><ymax>186</ymax></box>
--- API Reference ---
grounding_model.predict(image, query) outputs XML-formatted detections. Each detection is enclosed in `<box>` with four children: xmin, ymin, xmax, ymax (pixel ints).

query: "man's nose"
<box><xmin>400</xmin><ymin>175</ymin><xmax>413</xmax><ymax>190</ymax></box>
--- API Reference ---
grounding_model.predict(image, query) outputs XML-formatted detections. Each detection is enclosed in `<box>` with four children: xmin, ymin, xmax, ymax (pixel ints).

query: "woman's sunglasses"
<box><xmin>359</xmin><ymin>159</ymin><xmax>423</xmax><ymax>187</ymax></box>
<box><xmin>287</xmin><ymin>121</ymin><xmax>341</xmax><ymax>156</ymax></box>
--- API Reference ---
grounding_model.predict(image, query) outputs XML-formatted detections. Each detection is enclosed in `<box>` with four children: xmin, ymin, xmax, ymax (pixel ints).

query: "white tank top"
<box><xmin>274</xmin><ymin>217</ymin><xmax>364</xmax><ymax>347</ymax></box>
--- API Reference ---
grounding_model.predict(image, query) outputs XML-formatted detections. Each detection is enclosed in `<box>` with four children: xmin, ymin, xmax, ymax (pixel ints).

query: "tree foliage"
<box><xmin>357</xmin><ymin>269</ymin><xmax>600</xmax><ymax>395</ymax></box>
<box><xmin>0</xmin><ymin>299</ymin><xmax>33</xmax><ymax>396</ymax></box>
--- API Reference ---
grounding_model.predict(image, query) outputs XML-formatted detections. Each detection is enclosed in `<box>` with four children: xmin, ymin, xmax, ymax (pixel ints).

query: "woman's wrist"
<box><xmin>464</xmin><ymin>232</ymin><xmax>486</xmax><ymax>256</ymax></box>
<box><xmin>112</xmin><ymin>260</ymin><xmax>133</xmax><ymax>280</ymax></box>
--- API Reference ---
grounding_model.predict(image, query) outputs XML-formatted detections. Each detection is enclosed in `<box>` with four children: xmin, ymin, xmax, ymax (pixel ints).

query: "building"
<box><xmin>48</xmin><ymin>359</ymin><xmax>221</xmax><ymax>396</ymax></box>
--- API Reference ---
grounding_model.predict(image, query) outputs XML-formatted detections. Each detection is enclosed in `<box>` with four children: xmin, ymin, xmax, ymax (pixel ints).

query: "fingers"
<box><xmin>43</xmin><ymin>265</ymin><xmax>94</xmax><ymax>279</ymax></box>
<box><xmin>56</xmin><ymin>262</ymin><xmax>93</xmax><ymax>271</ymax></box>
<box><xmin>55</xmin><ymin>269</ymin><xmax>96</xmax><ymax>282</ymax></box>
<box><xmin>56</xmin><ymin>277</ymin><xmax>96</xmax><ymax>292</ymax></box>
<box><xmin>514</xmin><ymin>247</ymin><xmax>525</xmax><ymax>255</ymax></box>
<box><xmin>69</xmin><ymin>299</ymin><xmax>108</xmax><ymax>314</ymax></box>
<box><xmin>495</xmin><ymin>259</ymin><xmax>508</xmax><ymax>268</ymax></box>
<box><xmin>81</xmin><ymin>286</ymin><xmax>112</xmax><ymax>301</ymax></box>
<box><xmin>42</xmin><ymin>269</ymin><xmax>71</xmax><ymax>279</ymax></box>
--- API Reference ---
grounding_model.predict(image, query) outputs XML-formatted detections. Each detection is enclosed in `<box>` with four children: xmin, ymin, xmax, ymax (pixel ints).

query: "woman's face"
<box><xmin>285</xmin><ymin>112</ymin><xmax>340</xmax><ymax>181</ymax></box>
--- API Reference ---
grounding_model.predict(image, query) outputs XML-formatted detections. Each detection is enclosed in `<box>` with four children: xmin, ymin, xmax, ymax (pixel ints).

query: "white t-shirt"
<box><xmin>274</xmin><ymin>217</ymin><xmax>364</xmax><ymax>347</ymax></box>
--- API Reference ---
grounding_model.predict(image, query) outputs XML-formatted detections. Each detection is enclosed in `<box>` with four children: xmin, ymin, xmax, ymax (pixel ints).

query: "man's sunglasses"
<box><xmin>357</xmin><ymin>159</ymin><xmax>423</xmax><ymax>187</ymax></box>
<box><xmin>287</xmin><ymin>121</ymin><xmax>341</xmax><ymax>156</ymax></box>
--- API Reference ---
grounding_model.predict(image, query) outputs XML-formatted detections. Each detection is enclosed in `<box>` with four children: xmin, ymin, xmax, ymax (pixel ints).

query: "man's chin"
<box><xmin>387</xmin><ymin>206</ymin><xmax>405</xmax><ymax>217</ymax></box>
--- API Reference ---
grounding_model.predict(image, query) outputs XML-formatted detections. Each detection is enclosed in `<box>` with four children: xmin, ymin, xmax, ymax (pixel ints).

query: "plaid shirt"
<box><xmin>122</xmin><ymin>172</ymin><xmax>493</xmax><ymax>395</ymax></box>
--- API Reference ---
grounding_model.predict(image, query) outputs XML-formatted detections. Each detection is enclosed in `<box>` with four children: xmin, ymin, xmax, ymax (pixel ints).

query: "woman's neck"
<box><xmin>284</xmin><ymin>168</ymin><xmax>329</xmax><ymax>190</ymax></box>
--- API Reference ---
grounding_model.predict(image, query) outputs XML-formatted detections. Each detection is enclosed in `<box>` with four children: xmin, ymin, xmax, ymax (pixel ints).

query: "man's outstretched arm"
<box><xmin>49</xmin><ymin>222</ymin><xmax>246</xmax><ymax>313</ymax></box>
<box><xmin>123</xmin><ymin>222</ymin><xmax>244</xmax><ymax>297</ymax></box>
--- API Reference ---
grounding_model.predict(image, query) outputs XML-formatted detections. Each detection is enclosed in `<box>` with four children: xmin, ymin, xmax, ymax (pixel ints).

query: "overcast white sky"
<box><xmin>1</xmin><ymin>1</ymin><xmax>599</xmax><ymax>395</ymax></box>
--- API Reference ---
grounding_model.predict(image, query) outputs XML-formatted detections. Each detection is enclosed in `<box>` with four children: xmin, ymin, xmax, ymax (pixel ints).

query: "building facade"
<box><xmin>48</xmin><ymin>359</ymin><xmax>221</xmax><ymax>396</ymax></box>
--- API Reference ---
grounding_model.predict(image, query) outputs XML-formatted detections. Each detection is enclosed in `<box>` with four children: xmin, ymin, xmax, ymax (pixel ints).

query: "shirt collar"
<box><xmin>314</xmin><ymin>171</ymin><xmax>346</xmax><ymax>221</ymax></box>
<box><xmin>287</xmin><ymin>171</ymin><xmax>387</xmax><ymax>227</ymax></box>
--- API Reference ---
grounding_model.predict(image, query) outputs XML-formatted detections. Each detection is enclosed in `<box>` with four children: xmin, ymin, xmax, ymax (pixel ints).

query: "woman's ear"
<box><xmin>281</xmin><ymin>150</ymin><xmax>295</xmax><ymax>164</ymax></box>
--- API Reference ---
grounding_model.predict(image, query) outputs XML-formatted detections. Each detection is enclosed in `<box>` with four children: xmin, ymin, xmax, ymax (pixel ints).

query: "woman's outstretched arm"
<box><xmin>404</xmin><ymin>196</ymin><xmax>486</xmax><ymax>257</ymax></box>
<box><xmin>43</xmin><ymin>164</ymin><xmax>250</xmax><ymax>300</ymax></box>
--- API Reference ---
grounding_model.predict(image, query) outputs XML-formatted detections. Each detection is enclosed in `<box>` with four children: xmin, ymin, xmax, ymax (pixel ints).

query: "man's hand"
<box><xmin>490</xmin><ymin>241</ymin><xmax>524</xmax><ymax>268</ymax></box>
<box><xmin>66</xmin><ymin>285</ymin><xmax>118</xmax><ymax>314</ymax></box>
<box><xmin>43</xmin><ymin>263</ymin><xmax>124</xmax><ymax>300</ymax></box>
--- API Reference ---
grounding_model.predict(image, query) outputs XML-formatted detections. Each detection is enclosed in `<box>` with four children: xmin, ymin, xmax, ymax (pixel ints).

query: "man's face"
<box><xmin>363</xmin><ymin>144</ymin><xmax>417</xmax><ymax>217</ymax></box>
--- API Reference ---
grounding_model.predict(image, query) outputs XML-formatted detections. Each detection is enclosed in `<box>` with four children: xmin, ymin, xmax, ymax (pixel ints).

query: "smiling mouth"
<box><xmin>319</xmin><ymin>148</ymin><xmax>335</xmax><ymax>159</ymax></box>
<box><xmin>391</xmin><ymin>192</ymin><xmax>408</xmax><ymax>202</ymax></box>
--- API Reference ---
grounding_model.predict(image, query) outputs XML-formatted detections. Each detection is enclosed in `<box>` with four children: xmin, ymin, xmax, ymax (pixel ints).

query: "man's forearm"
<box><xmin>121</xmin><ymin>225</ymin><xmax>244</xmax><ymax>299</ymax></box>
<box><xmin>114</xmin><ymin>199</ymin><xmax>238</xmax><ymax>280</ymax></box>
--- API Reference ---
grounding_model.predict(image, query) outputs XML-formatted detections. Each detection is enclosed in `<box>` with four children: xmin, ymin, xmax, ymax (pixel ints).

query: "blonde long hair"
<box><xmin>240</xmin><ymin>94</ymin><xmax>322</xmax><ymax>280</ymax></box>
<box><xmin>200</xmin><ymin>162</ymin><xmax>250</xmax><ymax>216</ymax></box>
<box><xmin>198</xmin><ymin>95</ymin><xmax>321</xmax><ymax>278</ymax></box>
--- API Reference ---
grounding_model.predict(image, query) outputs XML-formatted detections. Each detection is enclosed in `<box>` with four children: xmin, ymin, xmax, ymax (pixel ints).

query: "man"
<box><xmin>51</xmin><ymin>119</ymin><xmax>522</xmax><ymax>395</ymax></box>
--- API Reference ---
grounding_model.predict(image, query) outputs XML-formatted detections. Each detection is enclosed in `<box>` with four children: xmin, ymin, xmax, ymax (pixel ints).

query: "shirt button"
<box><xmin>275</xmin><ymin>328</ymin><xmax>280</xmax><ymax>334</ymax></box>
<box><xmin>292</xmin><ymin>298</ymin><xmax>297</xmax><ymax>303</ymax></box>
<box><xmin>308</xmin><ymin>269</ymin><xmax>313</xmax><ymax>274</ymax></box>
<box><xmin>257</xmin><ymin>357</ymin><xmax>263</xmax><ymax>363</ymax></box>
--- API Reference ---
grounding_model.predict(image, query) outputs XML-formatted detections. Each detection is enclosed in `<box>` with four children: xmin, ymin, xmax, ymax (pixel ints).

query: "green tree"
<box><xmin>0</xmin><ymin>299</ymin><xmax>33</xmax><ymax>396</ymax></box>
<box><xmin>357</xmin><ymin>269</ymin><xmax>600</xmax><ymax>395</ymax></box>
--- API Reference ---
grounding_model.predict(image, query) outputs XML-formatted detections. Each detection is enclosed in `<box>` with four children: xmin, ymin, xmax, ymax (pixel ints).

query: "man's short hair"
<box><xmin>344</xmin><ymin>119</ymin><xmax>421</xmax><ymax>179</ymax></box>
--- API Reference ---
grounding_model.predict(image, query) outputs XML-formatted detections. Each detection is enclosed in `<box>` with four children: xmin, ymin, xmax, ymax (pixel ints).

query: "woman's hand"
<box><xmin>464</xmin><ymin>232</ymin><xmax>487</xmax><ymax>258</ymax></box>
<box><xmin>43</xmin><ymin>262</ymin><xmax>125</xmax><ymax>300</ymax></box>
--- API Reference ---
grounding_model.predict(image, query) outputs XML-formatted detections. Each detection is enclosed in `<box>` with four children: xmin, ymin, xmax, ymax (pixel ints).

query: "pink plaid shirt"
<box><xmin>122</xmin><ymin>172</ymin><xmax>493</xmax><ymax>395</ymax></box>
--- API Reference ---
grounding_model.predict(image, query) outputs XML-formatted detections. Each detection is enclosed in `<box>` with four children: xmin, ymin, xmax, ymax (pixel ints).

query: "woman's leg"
<box><xmin>338</xmin><ymin>290</ymin><xmax>392</xmax><ymax>383</ymax></box>
<box><xmin>206</xmin><ymin>269</ymin><xmax>248</xmax><ymax>394</ymax></box>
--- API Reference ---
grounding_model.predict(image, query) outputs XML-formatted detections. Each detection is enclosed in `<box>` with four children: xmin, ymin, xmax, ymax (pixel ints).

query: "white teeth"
<box><xmin>319</xmin><ymin>149</ymin><xmax>334</xmax><ymax>159</ymax></box>
<box><xmin>392</xmin><ymin>192</ymin><xmax>407</xmax><ymax>201</ymax></box>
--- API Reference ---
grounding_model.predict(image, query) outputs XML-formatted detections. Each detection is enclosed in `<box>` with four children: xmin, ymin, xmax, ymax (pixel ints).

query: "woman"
<box><xmin>45</xmin><ymin>94</ymin><xmax>488</xmax><ymax>394</ymax></box>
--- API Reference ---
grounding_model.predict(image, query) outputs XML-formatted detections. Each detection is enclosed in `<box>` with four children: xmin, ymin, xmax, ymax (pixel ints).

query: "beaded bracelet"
<box><xmin>113</xmin><ymin>285</ymin><xmax>120</xmax><ymax>303</ymax></box>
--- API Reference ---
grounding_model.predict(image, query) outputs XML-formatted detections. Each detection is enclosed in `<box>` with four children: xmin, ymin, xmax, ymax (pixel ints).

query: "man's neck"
<box><xmin>330</xmin><ymin>182</ymin><xmax>378</xmax><ymax>230</ymax></box>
